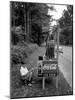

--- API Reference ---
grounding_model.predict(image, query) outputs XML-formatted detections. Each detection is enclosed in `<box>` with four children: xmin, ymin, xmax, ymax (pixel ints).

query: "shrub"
<box><xmin>11</xmin><ymin>45</ymin><xmax>28</xmax><ymax>64</ymax></box>
<box><xmin>11</xmin><ymin>43</ymin><xmax>38</xmax><ymax>65</ymax></box>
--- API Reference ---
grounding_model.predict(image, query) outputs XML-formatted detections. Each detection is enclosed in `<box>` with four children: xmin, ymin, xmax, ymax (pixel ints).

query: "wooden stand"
<box><xmin>42</xmin><ymin>77</ymin><xmax>45</xmax><ymax>89</ymax></box>
<box><xmin>56</xmin><ymin>76</ymin><xmax>58</xmax><ymax>89</ymax></box>
<box><xmin>39</xmin><ymin>27</ymin><xmax>60</xmax><ymax>90</ymax></box>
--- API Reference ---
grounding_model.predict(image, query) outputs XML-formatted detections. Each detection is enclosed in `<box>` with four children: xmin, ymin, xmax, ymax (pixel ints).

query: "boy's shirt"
<box><xmin>20</xmin><ymin>66</ymin><xmax>29</xmax><ymax>76</ymax></box>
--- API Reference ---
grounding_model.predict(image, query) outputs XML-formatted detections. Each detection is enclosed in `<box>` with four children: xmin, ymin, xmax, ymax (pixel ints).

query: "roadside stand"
<box><xmin>37</xmin><ymin>30</ymin><xmax>61</xmax><ymax>90</ymax></box>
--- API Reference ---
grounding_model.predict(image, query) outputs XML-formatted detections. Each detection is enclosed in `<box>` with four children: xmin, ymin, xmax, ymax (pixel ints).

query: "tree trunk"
<box><xmin>24</xmin><ymin>4</ymin><xmax>27</xmax><ymax>35</ymax></box>
<box><xmin>29</xmin><ymin>10</ymin><xmax>31</xmax><ymax>38</ymax></box>
<box><xmin>13</xmin><ymin>2</ymin><xmax>15</xmax><ymax>27</ymax></box>
<box><xmin>27</xmin><ymin>3</ymin><xmax>30</xmax><ymax>42</ymax></box>
<box><xmin>24</xmin><ymin>3</ymin><xmax>31</xmax><ymax>42</ymax></box>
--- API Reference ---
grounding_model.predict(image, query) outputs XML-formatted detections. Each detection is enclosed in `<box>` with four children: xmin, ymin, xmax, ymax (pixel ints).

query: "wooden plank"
<box><xmin>43</xmin><ymin>70</ymin><xmax>57</xmax><ymax>74</ymax></box>
<box><xmin>56</xmin><ymin>76</ymin><xmax>59</xmax><ymax>89</ymax></box>
<box><xmin>56</xmin><ymin>27</ymin><xmax>60</xmax><ymax>89</ymax></box>
<box><xmin>43</xmin><ymin>60</ymin><xmax>57</xmax><ymax>65</ymax></box>
<box><xmin>42</xmin><ymin>77</ymin><xmax>45</xmax><ymax>89</ymax></box>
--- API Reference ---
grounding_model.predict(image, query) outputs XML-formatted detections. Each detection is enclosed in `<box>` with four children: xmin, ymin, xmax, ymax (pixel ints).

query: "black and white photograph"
<box><xmin>10</xmin><ymin>1</ymin><xmax>73</xmax><ymax>99</ymax></box>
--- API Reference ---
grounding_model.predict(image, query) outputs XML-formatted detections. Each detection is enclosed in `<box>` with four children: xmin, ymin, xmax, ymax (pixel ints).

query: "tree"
<box><xmin>30</xmin><ymin>3</ymin><xmax>52</xmax><ymax>45</ymax></box>
<box><xmin>10</xmin><ymin>2</ymin><xmax>52</xmax><ymax>45</ymax></box>
<box><xmin>59</xmin><ymin>5</ymin><xmax>73</xmax><ymax>28</ymax></box>
<box><xmin>58</xmin><ymin>5</ymin><xmax>73</xmax><ymax>45</ymax></box>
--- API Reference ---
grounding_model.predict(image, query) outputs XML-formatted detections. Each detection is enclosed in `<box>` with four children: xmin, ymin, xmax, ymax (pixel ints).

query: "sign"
<box><xmin>41</xmin><ymin>60</ymin><xmax>57</xmax><ymax>77</ymax></box>
<box><xmin>43</xmin><ymin>64</ymin><xmax>57</xmax><ymax>70</ymax></box>
<box><xmin>42</xmin><ymin>64</ymin><xmax>57</xmax><ymax>75</ymax></box>
<box><xmin>42</xmin><ymin>60</ymin><xmax>57</xmax><ymax>65</ymax></box>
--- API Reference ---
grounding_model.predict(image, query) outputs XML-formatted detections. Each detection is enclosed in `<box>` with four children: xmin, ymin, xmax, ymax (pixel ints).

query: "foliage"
<box><xmin>11</xmin><ymin>43</ymin><xmax>37</xmax><ymax>65</ymax></box>
<box><xmin>59</xmin><ymin>5</ymin><xmax>73</xmax><ymax>28</ymax></box>
<box><xmin>58</xmin><ymin>5</ymin><xmax>73</xmax><ymax>45</ymax></box>
<box><xmin>11</xmin><ymin>45</ymin><xmax>28</xmax><ymax>64</ymax></box>
<box><xmin>10</xmin><ymin>2</ymin><xmax>52</xmax><ymax>45</ymax></box>
<box><xmin>11</xmin><ymin>26</ymin><xmax>26</xmax><ymax>45</ymax></box>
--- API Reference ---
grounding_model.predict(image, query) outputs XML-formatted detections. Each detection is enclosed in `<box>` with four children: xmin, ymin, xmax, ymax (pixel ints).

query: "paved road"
<box><xmin>59</xmin><ymin>46</ymin><xmax>72</xmax><ymax>89</ymax></box>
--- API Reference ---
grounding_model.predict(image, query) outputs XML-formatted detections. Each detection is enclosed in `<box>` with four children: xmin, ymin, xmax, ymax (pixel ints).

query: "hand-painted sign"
<box><xmin>38</xmin><ymin>60</ymin><xmax>58</xmax><ymax>77</ymax></box>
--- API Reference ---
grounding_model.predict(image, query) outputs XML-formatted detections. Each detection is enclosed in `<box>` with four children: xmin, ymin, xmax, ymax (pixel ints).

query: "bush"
<box><xmin>11</xmin><ymin>45</ymin><xmax>28</xmax><ymax>64</ymax></box>
<box><xmin>11</xmin><ymin>43</ymin><xmax>38</xmax><ymax>65</ymax></box>
<box><xmin>11</xmin><ymin>26</ymin><xmax>26</xmax><ymax>45</ymax></box>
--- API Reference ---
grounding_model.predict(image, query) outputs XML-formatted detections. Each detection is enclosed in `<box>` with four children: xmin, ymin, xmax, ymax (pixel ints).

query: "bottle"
<box><xmin>38</xmin><ymin>56</ymin><xmax>43</xmax><ymax>76</ymax></box>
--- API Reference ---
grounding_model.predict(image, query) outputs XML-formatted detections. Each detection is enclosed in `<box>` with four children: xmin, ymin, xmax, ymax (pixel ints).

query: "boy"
<box><xmin>20</xmin><ymin>65</ymin><xmax>33</xmax><ymax>86</ymax></box>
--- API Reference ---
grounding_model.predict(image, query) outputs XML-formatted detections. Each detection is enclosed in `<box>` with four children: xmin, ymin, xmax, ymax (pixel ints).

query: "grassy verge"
<box><xmin>10</xmin><ymin>42</ymin><xmax>38</xmax><ymax>97</ymax></box>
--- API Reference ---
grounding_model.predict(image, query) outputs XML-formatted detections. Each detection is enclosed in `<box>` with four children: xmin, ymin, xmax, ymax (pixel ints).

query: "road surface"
<box><xmin>59</xmin><ymin>46</ymin><xmax>72</xmax><ymax>89</ymax></box>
